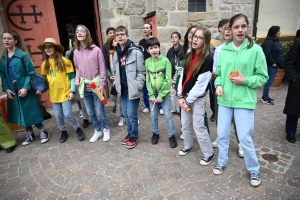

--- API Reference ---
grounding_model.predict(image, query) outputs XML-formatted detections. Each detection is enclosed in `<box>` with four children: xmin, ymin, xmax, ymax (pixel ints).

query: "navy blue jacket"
<box><xmin>261</xmin><ymin>39</ymin><xmax>285</xmax><ymax>68</ymax></box>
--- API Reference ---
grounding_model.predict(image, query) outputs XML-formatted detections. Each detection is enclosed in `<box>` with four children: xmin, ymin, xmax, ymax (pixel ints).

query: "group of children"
<box><xmin>0</xmin><ymin>13</ymin><xmax>268</xmax><ymax>187</ymax></box>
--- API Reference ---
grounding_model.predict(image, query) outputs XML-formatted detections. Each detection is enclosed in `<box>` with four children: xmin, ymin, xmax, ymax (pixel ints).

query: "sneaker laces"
<box><xmin>215</xmin><ymin>164</ymin><xmax>223</xmax><ymax>170</ymax></box>
<box><xmin>26</xmin><ymin>134</ymin><xmax>33</xmax><ymax>141</ymax></box>
<box><xmin>40</xmin><ymin>132</ymin><xmax>47</xmax><ymax>140</ymax></box>
<box><xmin>250</xmin><ymin>173</ymin><xmax>259</xmax><ymax>180</ymax></box>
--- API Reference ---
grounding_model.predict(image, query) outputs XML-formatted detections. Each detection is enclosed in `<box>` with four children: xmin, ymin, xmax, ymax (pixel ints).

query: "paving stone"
<box><xmin>0</xmin><ymin>81</ymin><xmax>300</xmax><ymax>199</ymax></box>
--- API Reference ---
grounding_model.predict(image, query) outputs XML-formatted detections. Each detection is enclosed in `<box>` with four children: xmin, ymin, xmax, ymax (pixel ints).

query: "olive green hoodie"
<box><xmin>145</xmin><ymin>55</ymin><xmax>172</xmax><ymax>100</ymax></box>
<box><xmin>215</xmin><ymin>39</ymin><xmax>269</xmax><ymax>109</ymax></box>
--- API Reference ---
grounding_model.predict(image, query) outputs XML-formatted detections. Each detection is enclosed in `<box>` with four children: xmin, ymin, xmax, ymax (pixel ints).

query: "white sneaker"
<box><xmin>138</xmin><ymin>119</ymin><xmax>140</xmax><ymax>125</ymax></box>
<box><xmin>118</xmin><ymin>117</ymin><xmax>125</xmax><ymax>127</ymax></box>
<box><xmin>143</xmin><ymin>108</ymin><xmax>149</xmax><ymax>113</ymax></box>
<box><xmin>212</xmin><ymin>140</ymin><xmax>218</xmax><ymax>148</ymax></box>
<box><xmin>180</xmin><ymin>133</ymin><xmax>184</xmax><ymax>140</ymax></box>
<box><xmin>90</xmin><ymin>130</ymin><xmax>102</xmax><ymax>143</ymax></box>
<box><xmin>79</xmin><ymin>110</ymin><xmax>83</xmax><ymax>118</ymax></box>
<box><xmin>103</xmin><ymin>128</ymin><xmax>110</xmax><ymax>142</ymax></box>
<box><xmin>238</xmin><ymin>143</ymin><xmax>244</xmax><ymax>158</ymax></box>
<box><xmin>159</xmin><ymin>109</ymin><xmax>164</xmax><ymax>115</ymax></box>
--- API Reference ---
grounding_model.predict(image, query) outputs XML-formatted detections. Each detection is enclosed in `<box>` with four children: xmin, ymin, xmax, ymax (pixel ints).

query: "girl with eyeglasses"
<box><xmin>74</xmin><ymin>24</ymin><xmax>110</xmax><ymax>143</ymax></box>
<box><xmin>0</xmin><ymin>30</ymin><xmax>49</xmax><ymax>146</ymax></box>
<box><xmin>213</xmin><ymin>14</ymin><xmax>268</xmax><ymax>187</ymax></box>
<box><xmin>177</xmin><ymin>26</ymin><xmax>215</xmax><ymax>166</ymax></box>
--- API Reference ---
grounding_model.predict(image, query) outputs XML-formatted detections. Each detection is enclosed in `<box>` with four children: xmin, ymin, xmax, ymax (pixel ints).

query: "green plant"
<box><xmin>281</xmin><ymin>41</ymin><xmax>293</xmax><ymax>55</ymax></box>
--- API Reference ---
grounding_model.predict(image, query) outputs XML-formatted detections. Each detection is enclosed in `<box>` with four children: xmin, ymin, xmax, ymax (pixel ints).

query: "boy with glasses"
<box><xmin>112</xmin><ymin>26</ymin><xmax>145</xmax><ymax>149</ymax></box>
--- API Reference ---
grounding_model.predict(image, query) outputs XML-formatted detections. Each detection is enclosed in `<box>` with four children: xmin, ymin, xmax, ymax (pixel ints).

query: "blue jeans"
<box><xmin>143</xmin><ymin>83</ymin><xmax>162</xmax><ymax>109</ymax></box>
<box><xmin>83</xmin><ymin>91</ymin><xmax>109</xmax><ymax>131</ymax></box>
<box><xmin>263</xmin><ymin>65</ymin><xmax>277</xmax><ymax>99</ymax></box>
<box><xmin>149</xmin><ymin>97</ymin><xmax>175</xmax><ymax>137</ymax></box>
<box><xmin>52</xmin><ymin>100</ymin><xmax>80</xmax><ymax>131</ymax></box>
<box><xmin>25</xmin><ymin>123</ymin><xmax>44</xmax><ymax>133</ymax></box>
<box><xmin>217</xmin><ymin>106</ymin><xmax>260</xmax><ymax>173</ymax></box>
<box><xmin>120</xmin><ymin>91</ymin><xmax>140</xmax><ymax>138</ymax></box>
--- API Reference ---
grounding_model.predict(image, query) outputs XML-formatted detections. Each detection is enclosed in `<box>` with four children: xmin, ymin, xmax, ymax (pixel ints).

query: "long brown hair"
<box><xmin>179</xmin><ymin>25</ymin><xmax>198</xmax><ymax>59</ymax></box>
<box><xmin>183</xmin><ymin>27</ymin><xmax>211</xmax><ymax>77</ymax></box>
<box><xmin>42</xmin><ymin>45</ymin><xmax>66</xmax><ymax>74</ymax></box>
<box><xmin>73</xmin><ymin>24</ymin><xmax>94</xmax><ymax>50</ymax></box>
<box><xmin>228</xmin><ymin>13</ymin><xmax>253</xmax><ymax>49</ymax></box>
<box><xmin>0</xmin><ymin>30</ymin><xmax>28</xmax><ymax>59</ymax></box>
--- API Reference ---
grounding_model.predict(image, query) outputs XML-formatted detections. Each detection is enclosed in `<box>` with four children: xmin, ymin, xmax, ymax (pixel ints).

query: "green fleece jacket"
<box><xmin>145</xmin><ymin>55</ymin><xmax>172</xmax><ymax>100</ymax></box>
<box><xmin>215</xmin><ymin>39</ymin><xmax>269</xmax><ymax>109</ymax></box>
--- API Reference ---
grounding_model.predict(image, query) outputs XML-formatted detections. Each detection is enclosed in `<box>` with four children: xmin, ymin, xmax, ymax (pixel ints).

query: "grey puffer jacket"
<box><xmin>112</xmin><ymin>45</ymin><xmax>145</xmax><ymax>100</ymax></box>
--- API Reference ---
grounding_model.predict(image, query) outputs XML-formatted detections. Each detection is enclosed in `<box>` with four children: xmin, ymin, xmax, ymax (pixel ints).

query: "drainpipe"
<box><xmin>252</xmin><ymin>0</ymin><xmax>260</xmax><ymax>40</ymax></box>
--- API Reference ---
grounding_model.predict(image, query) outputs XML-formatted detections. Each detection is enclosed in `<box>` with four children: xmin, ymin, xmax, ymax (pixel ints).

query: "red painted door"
<box><xmin>2</xmin><ymin>0</ymin><xmax>60</xmax><ymax>109</ymax></box>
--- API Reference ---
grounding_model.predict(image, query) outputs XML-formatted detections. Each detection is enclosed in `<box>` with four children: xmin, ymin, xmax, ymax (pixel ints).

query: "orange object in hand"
<box><xmin>90</xmin><ymin>82</ymin><xmax>107</xmax><ymax>105</ymax></box>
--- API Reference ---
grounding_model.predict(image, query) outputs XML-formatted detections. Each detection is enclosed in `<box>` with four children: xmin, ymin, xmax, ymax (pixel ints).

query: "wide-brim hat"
<box><xmin>37</xmin><ymin>38</ymin><xmax>64</xmax><ymax>53</ymax></box>
<box><xmin>106</xmin><ymin>35</ymin><xmax>115</xmax><ymax>45</ymax></box>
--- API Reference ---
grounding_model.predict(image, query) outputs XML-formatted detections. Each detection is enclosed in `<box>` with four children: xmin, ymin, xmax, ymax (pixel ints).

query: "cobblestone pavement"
<box><xmin>0</xmin><ymin>80</ymin><xmax>300</xmax><ymax>200</ymax></box>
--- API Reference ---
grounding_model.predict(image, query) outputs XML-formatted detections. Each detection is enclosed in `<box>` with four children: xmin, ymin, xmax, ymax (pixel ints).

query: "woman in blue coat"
<box><xmin>0</xmin><ymin>30</ymin><xmax>49</xmax><ymax>146</ymax></box>
<box><xmin>261</xmin><ymin>26</ymin><xmax>285</xmax><ymax>105</ymax></box>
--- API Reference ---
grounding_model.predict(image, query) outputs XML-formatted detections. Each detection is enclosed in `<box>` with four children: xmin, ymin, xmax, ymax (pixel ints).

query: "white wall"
<box><xmin>257</xmin><ymin>0</ymin><xmax>300</xmax><ymax>37</ymax></box>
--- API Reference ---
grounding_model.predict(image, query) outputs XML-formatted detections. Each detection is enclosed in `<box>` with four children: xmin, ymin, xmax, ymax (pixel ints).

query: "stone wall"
<box><xmin>189</xmin><ymin>0</ymin><xmax>255</xmax><ymax>38</ymax></box>
<box><xmin>257</xmin><ymin>0</ymin><xmax>300</xmax><ymax>37</ymax></box>
<box><xmin>0</xmin><ymin>0</ymin><xmax>8</xmax><ymax>95</ymax></box>
<box><xmin>98</xmin><ymin>0</ymin><xmax>188</xmax><ymax>54</ymax></box>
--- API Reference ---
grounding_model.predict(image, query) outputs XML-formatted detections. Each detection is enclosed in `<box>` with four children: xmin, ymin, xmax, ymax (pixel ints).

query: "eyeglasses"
<box><xmin>2</xmin><ymin>37</ymin><xmax>13</xmax><ymax>41</ymax></box>
<box><xmin>192</xmin><ymin>35</ymin><xmax>203</xmax><ymax>40</ymax></box>
<box><xmin>116</xmin><ymin>33</ymin><xmax>126</xmax><ymax>37</ymax></box>
<box><xmin>76</xmin><ymin>30</ymin><xmax>85</xmax><ymax>33</ymax></box>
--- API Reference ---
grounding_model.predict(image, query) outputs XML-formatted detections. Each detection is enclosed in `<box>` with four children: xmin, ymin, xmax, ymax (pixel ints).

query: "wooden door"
<box><xmin>2</xmin><ymin>0</ymin><xmax>60</xmax><ymax>109</ymax></box>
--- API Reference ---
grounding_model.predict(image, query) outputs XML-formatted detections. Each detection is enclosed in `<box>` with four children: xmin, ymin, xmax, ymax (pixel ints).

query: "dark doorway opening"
<box><xmin>53</xmin><ymin>0</ymin><xmax>99</xmax><ymax>54</ymax></box>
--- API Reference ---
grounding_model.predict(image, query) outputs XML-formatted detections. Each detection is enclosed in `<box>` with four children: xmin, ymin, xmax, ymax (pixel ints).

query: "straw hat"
<box><xmin>37</xmin><ymin>38</ymin><xmax>64</xmax><ymax>53</ymax></box>
<box><xmin>106</xmin><ymin>35</ymin><xmax>115</xmax><ymax>45</ymax></box>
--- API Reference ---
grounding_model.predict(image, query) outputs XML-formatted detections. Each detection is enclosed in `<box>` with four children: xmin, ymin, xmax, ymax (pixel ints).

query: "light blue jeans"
<box><xmin>217</xmin><ymin>105</ymin><xmax>260</xmax><ymax>173</ymax></box>
<box><xmin>83</xmin><ymin>91</ymin><xmax>109</xmax><ymax>131</ymax></box>
<box><xmin>52</xmin><ymin>100</ymin><xmax>80</xmax><ymax>131</ymax></box>
<box><xmin>149</xmin><ymin>96</ymin><xmax>175</xmax><ymax>137</ymax></box>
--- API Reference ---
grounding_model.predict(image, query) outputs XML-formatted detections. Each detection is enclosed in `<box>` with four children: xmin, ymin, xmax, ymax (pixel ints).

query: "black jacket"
<box><xmin>283</xmin><ymin>38</ymin><xmax>300</xmax><ymax>117</ymax></box>
<box><xmin>167</xmin><ymin>44</ymin><xmax>182</xmax><ymax>77</ymax></box>
<box><xmin>261</xmin><ymin>39</ymin><xmax>285</xmax><ymax>68</ymax></box>
<box><xmin>178</xmin><ymin>53</ymin><xmax>213</xmax><ymax>105</ymax></box>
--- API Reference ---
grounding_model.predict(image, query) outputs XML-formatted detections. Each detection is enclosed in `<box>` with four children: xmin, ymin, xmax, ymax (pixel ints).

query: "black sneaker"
<box><xmin>59</xmin><ymin>131</ymin><xmax>68</xmax><ymax>143</ymax></box>
<box><xmin>178</xmin><ymin>147</ymin><xmax>193</xmax><ymax>156</ymax></box>
<box><xmin>76</xmin><ymin>128</ymin><xmax>85</xmax><ymax>141</ymax></box>
<box><xmin>151</xmin><ymin>133</ymin><xmax>159</xmax><ymax>144</ymax></box>
<box><xmin>200</xmin><ymin>153</ymin><xmax>214</xmax><ymax>166</ymax></box>
<box><xmin>40</xmin><ymin>131</ymin><xmax>49</xmax><ymax>144</ymax></box>
<box><xmin>83</xmin><ymin>119</ymin><xmax>89</xmax><ymax>128</ymax></box>
<box><xmin>261</xmin><ymin>98</ymin><xmax>274</xmax><ymax>105</ymax></box>
<box><xmin>22</xmin><ymin>133</ymin><xmax>35</xmax><ymax>146</ymax></box>
<box><xmin>169</xmin><ymin>135</ymin><xmax>177</xmax><ymax>148</ymax></box>
<box><xmin>250</xmin><ymin>172</ymin><xmax>261</xmax><ymax>187</ymax></box>
<box><xmin>261</xmin><ymin>97</ymin><xmax>274</xmax><ymax>103</ymax></box>
<box><xmin>213</xmin><ymin>164</ymin><xmax>225</xmax><ymax>175</ymax></box>
<box><xmin>5</xmin><ymin>145</ymin><xmax>17</xmax><ymax>153</ymax></box>
<box><xmin>113</xmin><ymin>105</ymin><xmax>116</xmax><ymax>113</ymax></box>
<box><xmin>210</xmin><ymin>114</ymin><xmax>216</xmax><ymax>122</ymax></box>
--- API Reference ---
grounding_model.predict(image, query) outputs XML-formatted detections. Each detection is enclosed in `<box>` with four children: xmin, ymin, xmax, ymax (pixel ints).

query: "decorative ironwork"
<box><xmin>6</xmin><ymin>0</ymin><xmax>43</xmax><ymax>31</ymax></box>
<box><xmin>24</xmin><ymin>38</ymin><xmax>42</xmax><ymax>68</ymax></box>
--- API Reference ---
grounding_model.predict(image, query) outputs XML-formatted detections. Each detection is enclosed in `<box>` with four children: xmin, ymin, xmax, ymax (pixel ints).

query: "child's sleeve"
<box><xmin>98</xmin><ymin>48</ymin><xmax>106</xmax><ymax>90</ymax></box>
<box><xmin>157</xmin><ymin>59</ymin><xmax>172</xmax><ymax>100</ymax></box>
<box><xmin>65</xmin><ymin>58</ymin><xmax>76</xmax><ymax>92</ymax></box>
<box><xmin>145</xmin><ymin>60</ymin><xmax>155</xmax><ymax>99</ymax></box>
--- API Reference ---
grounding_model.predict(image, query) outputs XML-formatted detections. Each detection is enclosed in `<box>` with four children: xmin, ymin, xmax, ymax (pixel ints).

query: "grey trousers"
<box><xmin>181</xmin><ymin>97</ymin><xmax>214</xmax><ymax>157</ymax></box>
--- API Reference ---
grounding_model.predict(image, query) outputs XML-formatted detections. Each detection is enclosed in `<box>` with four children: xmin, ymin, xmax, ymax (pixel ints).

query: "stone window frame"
<box><xmin>188</xmin><ymin>0</ymin><xmax>206</xmax><ymax>12</ymax></box>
